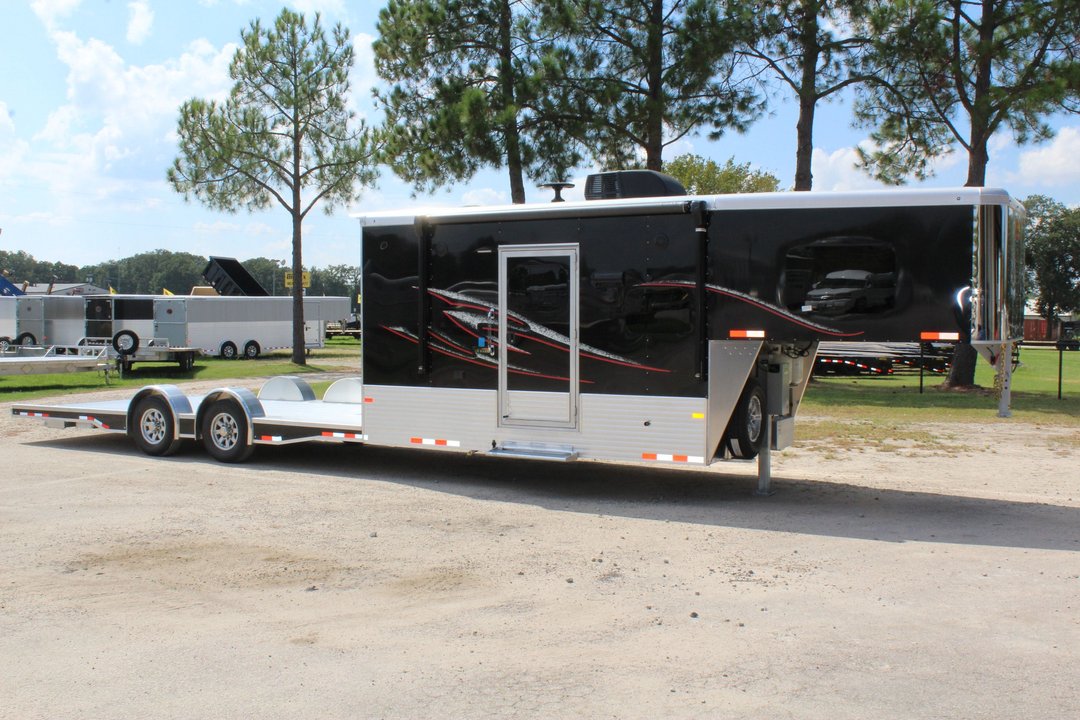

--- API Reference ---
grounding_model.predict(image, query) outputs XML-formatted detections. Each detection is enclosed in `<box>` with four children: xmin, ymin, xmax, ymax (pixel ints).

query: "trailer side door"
<box><xmin>497</xmin><ymin>244</ymin><xmax>579</xmax><ymax>429</ymax></box>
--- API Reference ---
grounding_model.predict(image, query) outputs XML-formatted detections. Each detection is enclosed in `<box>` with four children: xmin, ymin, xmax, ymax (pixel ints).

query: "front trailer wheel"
<box><xmin>131</xmin><ymin>395</ymin><xmax>182</xmax><ymax>456</ymax></box>
<box><xmin>724</xmin><ymin>380</ymin><xmax>765</xmax><ymax>460</ymax></box>
<box><xmin>201</xmin><ymin>399</ymin><xmax>253</xmax><ymax>463</ymax></box>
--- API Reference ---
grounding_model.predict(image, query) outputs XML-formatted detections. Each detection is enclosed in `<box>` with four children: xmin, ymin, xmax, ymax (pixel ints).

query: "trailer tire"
<box><xmin>112</xmin><ymin>330</ymin><xmax>139</xmax><ymax>356</ymax></box>
<box><xmin>16</xmin><ymin>332</ymin><xmax>36</xmax><ymax>346</ymax></box>
<box><xmin>132</xmin><ymin>396</ymin><xmax>182</xmax><ymax>457</ymax></box>
<box><xmin>220</xmin><ymin>341</ymin><xmax>238</xmax><ymax>360</ymax></box>
<box><xmin>723</xmin><ymin>380</ymin><xmax>765</xmax><ymax>460</ymax></box>
<box><xmin>243</xmin><ymin>340</ymin><xmax>261</xmax><ymax>359</ymax></box>
<box><xmin>0</xmin><ymin>336</ymin><xmax>11</xmax><ymax>350</ymax></box>
<box><xmin>178</xmin><ymin>353</ymin><xmax>196</xmax><ymax>371</ymax></box>
<box><xmin>201</xmin><ymin>399</ymin><xmax>253</xmax><ymax>463</ymax></box>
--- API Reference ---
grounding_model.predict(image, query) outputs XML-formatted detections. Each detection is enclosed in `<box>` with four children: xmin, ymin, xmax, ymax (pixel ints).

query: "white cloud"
<box><xmin>1018</xmin><ymin>126</ymin><xmax>1080</xmax><ymax>187</ymax></box>
<box><xmin>461</xmin><ymin>187</ymin><xmax>508</xmax><ymax>206</ymax></box>
<box><xmin>126</xmin><ymin>1</ymin><xmax>154</xmax><ymax>45</ymax></box>
<box><xmin>809</xmin><ymin>146</ymin><xmax>886</xmax><ymax>192</ymax></box>
<box><xmin>30</xmin><ymin>0</ymin><xmax>81</xmax><ymax>30</ymax></box>
<box><xmin>348</xmin><ymin>32</ymin><xmax>380</xmax><ymax>120</ymax></box>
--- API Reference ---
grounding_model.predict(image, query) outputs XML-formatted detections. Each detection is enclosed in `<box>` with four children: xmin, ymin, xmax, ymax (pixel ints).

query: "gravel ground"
<box><xmin>1</xmin><ymin>380</ymin><xmax>1078</xmax><ymax>719</ymax></box>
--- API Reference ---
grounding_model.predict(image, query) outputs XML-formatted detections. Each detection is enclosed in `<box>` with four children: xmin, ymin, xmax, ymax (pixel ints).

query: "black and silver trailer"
<box><xmin>11</xmin><ymin>182</ymin><xmax>1025</xmax><ymax>489</ymax></box>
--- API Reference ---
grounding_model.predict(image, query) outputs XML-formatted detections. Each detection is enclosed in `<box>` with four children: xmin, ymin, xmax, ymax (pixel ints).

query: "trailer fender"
<box><xmin>127</xmin><ymin>385</ymin><xmax>194</xmax><ymax>453</ymax></box>
<box><xmin>195</xmin><ymin>387</ymin><xmax>264</xmax><ymax>447</ymax></box>
<box><xmin>258</xmin><ymin>376</ymin><xmax>316</xmax><ymax>402</ymax></box>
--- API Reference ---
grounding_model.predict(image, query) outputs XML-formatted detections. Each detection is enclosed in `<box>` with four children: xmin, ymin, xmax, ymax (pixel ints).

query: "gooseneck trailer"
<box><xmin>11</xmin><ymin>179</ymin><xmax>1025</xmax><ymax>490</ymax></box>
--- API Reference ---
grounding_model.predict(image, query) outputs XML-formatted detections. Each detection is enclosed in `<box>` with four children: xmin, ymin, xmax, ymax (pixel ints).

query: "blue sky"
<box><xmin>2</xmin><ymin>0</ymin><xmax>1079</xmax><ymax>272</ymax></box>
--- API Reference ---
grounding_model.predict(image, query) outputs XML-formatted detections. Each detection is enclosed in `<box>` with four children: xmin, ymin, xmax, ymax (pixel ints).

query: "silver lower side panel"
<box><xmin>362</xmin><ymin>385</ymin><xmax>709</xmax><ymax>465</ymax></box>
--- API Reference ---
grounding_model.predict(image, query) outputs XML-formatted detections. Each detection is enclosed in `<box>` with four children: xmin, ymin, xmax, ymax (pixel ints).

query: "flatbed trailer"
<box><xmin>14</xmin><ymin>376</ymin><xmax>365</xmax><ymax>461</ymax></box>
<box><xmin>11</xmin><ymin>180</ymin><xmax>1025</xmax><ymax>490</ymax></box>
<box><xmin>0</xmin><ymin>344</ymin><xmax>109</xmax><ymax>376</ymax></box>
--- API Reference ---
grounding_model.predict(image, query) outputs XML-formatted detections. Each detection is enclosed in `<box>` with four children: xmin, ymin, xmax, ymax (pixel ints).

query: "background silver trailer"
<box><xmin>152</xmin><ymin>295</ymin><xmax>350</xmax><ymax>359</ymax></box>
<box><xmin>0</xmin><ymin>295</ymin><xmax>85</xmax><ymax>348</ymax></box>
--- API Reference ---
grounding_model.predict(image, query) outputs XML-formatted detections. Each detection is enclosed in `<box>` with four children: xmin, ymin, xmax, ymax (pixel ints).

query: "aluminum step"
<box><xmin>488</xmin><ymin>442</ymin><xmax>578</xmax><ymax>462</ymax></box>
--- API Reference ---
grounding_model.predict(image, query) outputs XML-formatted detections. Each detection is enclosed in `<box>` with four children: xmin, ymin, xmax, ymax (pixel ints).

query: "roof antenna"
<box><xmin>539</xmin><ymin>181</ymin><xmax>575</xmax><ymax>202</ymax></box>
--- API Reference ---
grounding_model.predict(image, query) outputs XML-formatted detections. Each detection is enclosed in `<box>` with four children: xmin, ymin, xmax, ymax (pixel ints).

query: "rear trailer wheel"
<box><xmin>132</xmin><ymin>396</ymin><xmax>182</xmax><ymax>456</ymax></box>
<box><xmin>243</xmin><ymin>340</ymin><xmax>260</xmax><ymax>359</ymax></box>
<box><xmin>16</xmin><ymin>332</ymin><xmax>36</xmax><ymax>346</ymax></box>
<box><xmin>201</xmin><ymin>399</ymin><xmax>253</xmax><ymax>463</ymax></box>
<box><xmin>724</xmin><ymin>381</ymin><xmax>765</xmax><ymax>460</ymax></box>
<box><xmin>0</xmin><ymin>337</ymin><xmax>11</xmax><ymax>350</ymax></box>
<box><xmin>220</xmin><ymin>341</ymin><xmax>238</xmax><ymax>360</ymax></box>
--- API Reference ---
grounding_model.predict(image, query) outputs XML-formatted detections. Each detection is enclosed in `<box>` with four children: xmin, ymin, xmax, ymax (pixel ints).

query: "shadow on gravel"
<box><xmin>27</xmin><ymin>433</ymin><xmax>1080</xmax><ymax>553</ymax></box>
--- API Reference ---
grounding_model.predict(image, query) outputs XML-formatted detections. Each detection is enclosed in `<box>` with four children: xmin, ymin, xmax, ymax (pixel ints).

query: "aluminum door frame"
<box><xmin>497</xmin><ymin>243</ymin><xmax>580</xmax><ymax>429</ymax></box>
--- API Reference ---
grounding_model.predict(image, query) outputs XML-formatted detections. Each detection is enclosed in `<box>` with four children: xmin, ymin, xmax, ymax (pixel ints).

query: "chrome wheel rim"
<box><xmin>746</xmin><ymin>395</ymin><xmax>763</xmax><ymax>443</ymax></box>
<box><xmin>210</xmin><ymin>412</ymin><xmax>240</xmax><ymax>451</ymax></box>
<box><xmin>140</xmin><ymin>408</ymin><xmax>167</xmax><ymax>445</ymax></box>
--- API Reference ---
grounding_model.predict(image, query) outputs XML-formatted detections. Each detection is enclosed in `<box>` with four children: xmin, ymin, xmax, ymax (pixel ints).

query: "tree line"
<box><xmin>0</xmin><ymin>250</ymin><xmax>361</xmax><ymax>303</ymax></box>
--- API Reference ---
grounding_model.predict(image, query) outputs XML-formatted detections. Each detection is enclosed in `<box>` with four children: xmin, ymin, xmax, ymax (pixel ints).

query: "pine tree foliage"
<box><xmin>374</xmin><ymin>0</ymin><xmax>585</xmax><ymax>204</ymax></box>
<box><xmin>168</xmin><ymin>9</ymin><xmax>378</xmax><ymax>364</ymax></box>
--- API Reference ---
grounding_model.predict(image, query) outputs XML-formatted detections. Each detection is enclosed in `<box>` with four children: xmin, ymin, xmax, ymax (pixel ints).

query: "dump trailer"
<box><xmin>11</xmin><ymin>181</ymin><xmax>1025</xmax><ymax>490</ymax></box>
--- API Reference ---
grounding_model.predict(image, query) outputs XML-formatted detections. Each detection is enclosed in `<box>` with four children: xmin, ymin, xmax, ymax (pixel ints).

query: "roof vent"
<box><xmin>584</xmin><ymin>170</ymin><xmax>686</xmax><ymax>200</ymax></box>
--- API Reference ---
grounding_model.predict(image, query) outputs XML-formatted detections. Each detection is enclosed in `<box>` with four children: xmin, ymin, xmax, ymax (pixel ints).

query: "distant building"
<box><xmin>1024</xmin><ymin>299</ymin><xmax>1075</xmax><ymax>341</ymax></box>
<box><xmin>21</xmin><ymin>282</ymin><xmax>109</xmax><ymax>296</ymax></box>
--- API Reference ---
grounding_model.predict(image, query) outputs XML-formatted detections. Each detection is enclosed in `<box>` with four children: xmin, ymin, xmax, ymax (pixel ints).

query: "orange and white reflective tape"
<box><xmin>322</xmin><ymin>431</ymin><xmax>366</xmax><ymax>440</ymax></box>
<box><xmin>259</xmin><ymin>435</ymin><xmax>283</xmax><ymax>442</ymax></box>
<box><xmin>920</xmin><ymin>331</ymin><xmax>960</xmax><ymax>341</ymax></box>
<box><xmin>78</xmin><ymin>414</ymin><xmax>111</xmax><ymax>429</ymax></box>
<box><xmin>642</xmin><ymin>452</ymin><xmax>704</xmax><ymax>463</ymax></box>
<box><xmin>729</xmin><ymin>329</ymin><xmax>765</xmax><ymax>339</ymax></box>
<box><xmin>17</xmin><ymin>411</ymin><xmax>49</xmax><ymax>418</ymax></box>
<box><xmin>410</xmin><ymin>436</ymin><xmax>461</xmax><ymax>447</ymax></box>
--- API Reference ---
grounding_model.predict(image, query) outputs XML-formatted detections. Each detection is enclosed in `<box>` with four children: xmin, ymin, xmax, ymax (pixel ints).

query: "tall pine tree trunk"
<box><xmin>498</xmin><ymin>0</ymin><xmax>526</xmax><ymax>203</ymax></box>
<box><xmin>793</xmin><ymin>0</ymin><xmax>820</xmax><ymax>191</ymax></box>
<box><xmin>644</xmin><ymin>0</ymin><xmax>664</xmax><ymax>171</ymax></box>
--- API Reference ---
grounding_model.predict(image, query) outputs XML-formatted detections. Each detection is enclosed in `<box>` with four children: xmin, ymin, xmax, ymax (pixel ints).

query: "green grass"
<box><xmin>4</xmin><ymin>337</ymin><xmax>1078</xmax><ymax>432</ymax></box>
<box><xmin>0</xmin><ymin>337</ymin><xmax>360</xmax><ymax>401</ymax></box>
<box><xmin>802</xmin><ymin>345</ymin><xmax>1080</xmax><ymax>426</ymax></box>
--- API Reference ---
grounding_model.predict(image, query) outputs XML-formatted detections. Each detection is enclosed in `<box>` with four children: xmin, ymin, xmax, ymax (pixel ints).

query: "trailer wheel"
<box><xmin>243</xmin><ymin>340</ymin><xmax>261</xmax><ymax>359</ymax></box>
<box><xmin>723</xmin><ymin>380</ymin><xmax>765</xmax><ymax>460</ymax></box>
<box><xmin>16</xmin><ymin>332</ymin><xmax>36</xmax><ymax>346</ymax></box>
<box><xmin>201</xmin><ymin>399</ymin><xmax>253</xmax><ymax>463</ymax></box>
<box><xmin>0</xmin><ymin>336</ymin><xmax>11</xmax><ymax>350</ymax></box>
<box><xmin>220</xmin><ymin>341</ymin><xmax>238</xmax><ymax>360</ymax></box>
<box><xmin>112</xmin><ymin>330</ymin><xmax>139</xmax><ymax>356</ymax></box>
<box><xmin>132</xmin><ymin>396</ymin><xmax>182</xmax><ymax>457</ymax></box>
<box><xmin>178</xmin><ymin>352</ymin><xmax>196</xmax><ymax>371</ymax></box>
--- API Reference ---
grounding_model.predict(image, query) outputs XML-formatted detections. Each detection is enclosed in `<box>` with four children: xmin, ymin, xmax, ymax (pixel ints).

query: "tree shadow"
<box><xmin>28</xmin><ymin>433</ymin><xmax>1080</xmax><ymax>554</ymax></box>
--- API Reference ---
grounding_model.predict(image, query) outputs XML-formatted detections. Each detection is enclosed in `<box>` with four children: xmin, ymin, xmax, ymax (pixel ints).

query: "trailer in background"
<box><xmin>0</xmin><ymin>295</ymin><xmax>85</xmax><ymax>349</ymax></box>
<box><xmin>85</xmin><ymin>294</ymin><xmax>349</xmax><ymax>367</ymax></box>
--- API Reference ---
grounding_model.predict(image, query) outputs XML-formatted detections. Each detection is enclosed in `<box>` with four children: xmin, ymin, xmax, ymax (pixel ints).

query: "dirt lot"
<box><xmin>2</xmin><ymin>380</ymin><xmax>1078</xmax><ymax>719</ymax></box>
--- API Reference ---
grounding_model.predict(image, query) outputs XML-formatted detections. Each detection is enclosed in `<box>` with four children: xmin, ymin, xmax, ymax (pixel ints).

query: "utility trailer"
<box><xmin>11</xmin><ymin>181</ymin><xmax>1025</xmax><ymax>490</ymax></box>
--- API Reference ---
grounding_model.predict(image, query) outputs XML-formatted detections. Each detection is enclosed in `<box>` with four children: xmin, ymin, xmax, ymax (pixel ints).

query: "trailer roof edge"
<box><xmin>355</xmin><ymin>186</ymin><xmax>1015</xmax><ymax>227</ymax></box>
